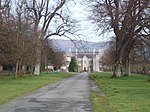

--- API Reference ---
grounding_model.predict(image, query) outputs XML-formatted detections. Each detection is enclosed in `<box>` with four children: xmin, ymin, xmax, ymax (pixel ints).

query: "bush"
<box><xmin>68</xmin><ymin>56</ymin><xmax>78</xmax><ymax>72</ymax></box>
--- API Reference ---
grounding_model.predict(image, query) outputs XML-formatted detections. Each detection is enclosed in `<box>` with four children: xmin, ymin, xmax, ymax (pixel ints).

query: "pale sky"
<box><xmin>52</xmin><ymin>0</ymin><xmax>114</xmax><ymax>42</ymax></box>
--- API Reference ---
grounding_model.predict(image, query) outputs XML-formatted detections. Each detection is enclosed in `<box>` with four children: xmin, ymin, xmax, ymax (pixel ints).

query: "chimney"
<box><xmin>93</xmin><ymin>49</ymin><xmax>95</xmax><ymax>55</ymax></box>
<box><xmin>68</xmin><ymin>48</ymin><xmax>71</xmax><ymax>52</ymax></box>
<box><xmin>76</xmin><ymin>49</ymin><xmax>78</xmax><ymax>55</ymax></box>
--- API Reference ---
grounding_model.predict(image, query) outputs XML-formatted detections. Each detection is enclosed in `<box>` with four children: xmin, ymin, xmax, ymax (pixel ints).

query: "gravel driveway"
<box><xmin>0</xmin><ymin>72</ymin><xmax>92</xmax><ymax>112</ymax></box>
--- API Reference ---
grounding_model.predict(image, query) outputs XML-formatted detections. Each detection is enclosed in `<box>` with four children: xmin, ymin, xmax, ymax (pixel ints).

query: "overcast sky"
<box><xmin>52</xmin><ymin>0</ymin><xmax>114</xmax><ymax>42</ymax></box>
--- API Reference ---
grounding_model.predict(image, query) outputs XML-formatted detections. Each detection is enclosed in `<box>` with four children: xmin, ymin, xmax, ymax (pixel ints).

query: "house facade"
<box><xmin>64</xmin><ymin>49</ymin><xmax>104</xmax><ymax>72</ymax></box>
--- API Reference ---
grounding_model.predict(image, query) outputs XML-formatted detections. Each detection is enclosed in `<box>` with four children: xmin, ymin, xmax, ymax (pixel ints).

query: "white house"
<box><xmin>64</xmin><ymin>48</ymin><xmax>104</xmax><ymax>72</ymax></box>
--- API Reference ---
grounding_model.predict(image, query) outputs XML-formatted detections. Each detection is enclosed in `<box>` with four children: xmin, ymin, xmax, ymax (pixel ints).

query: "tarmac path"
<box><xmin>0</xmin><ymin>72</ymin><xmax>92</xmax><ymax>112</ymax></box>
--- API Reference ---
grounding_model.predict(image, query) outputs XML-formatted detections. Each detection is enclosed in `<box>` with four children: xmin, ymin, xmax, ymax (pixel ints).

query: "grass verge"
<box><xmin>91</xmin><ymin>91</ymin><xmax>114</xmax><ymax>112</ymax></box>
<box><xmin>0</xmin><ymin>72</ymin><xmax>75</xmax><ymax>105</ymax></box>
<box><xmin>90</xmin><ymin>72</ymin><xmax>150</xmax><ymax>112</ymax></box>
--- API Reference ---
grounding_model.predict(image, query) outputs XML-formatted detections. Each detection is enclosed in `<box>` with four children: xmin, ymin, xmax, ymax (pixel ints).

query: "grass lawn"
<box><xmin>0</xmin><ymin>72</ymin><xmax>76</xmax><ymax>105</ymax></box>
<box><xmin>90</xmin><ymin>72</ymin><xmax>150</xmax><ymax>112</ymax></box>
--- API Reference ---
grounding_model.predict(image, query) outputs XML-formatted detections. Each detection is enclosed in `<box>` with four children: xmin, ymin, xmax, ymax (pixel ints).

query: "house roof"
<box><xmin>76</xmin><ymin>52</ymin><xmax>97</xmax><ymax>59</ymax></box>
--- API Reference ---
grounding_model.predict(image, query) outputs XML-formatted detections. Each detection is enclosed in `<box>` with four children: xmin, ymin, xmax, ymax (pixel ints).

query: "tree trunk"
<box><xmin>121</xmin><ymin>65</ymin><xmax>124</xmax><ymax>75</ymax></box>
<box><xmin>124</xmin><ymin>60</ymin><xmax>131</xmax><ymax>76</ymax></box>
<box><xmin>22</xmin><ymin>65</ymin><xmax>26</xmax><ymax>75</ymax></box>
<box><xmin>0</xmin><ymin>65</ymin><xmax>3</xmax><ymax>72</ymax></box>
<box><xmin>18</xmin><ymin>63</ymin><xmax>22</xmax><ymax>76</ymax></box>
<box><xmin>113</xmin><ymin>63</ymin><xmax>121</xmax><ymax>77</ymax></box>
<box><xmin>34</xmin><ymin>39</ymin><xmax>41</xmax><ymax>75</ymax></box>
<box><xmin>15</xmin><ymin>61</ymin><xmax>19</xmax><ymax>77</ymax></box>
<box><xmin>34</xmin><ymin>63</ymin><xmax>40</xmax><ymax>75</ymax></box>
<box><xmin>112</xmin><ymin>41</ymin><xmax>122</xmax><ymax>77</ymax></box>
<box><xmin>29</xmin><ymin>65</ymin><xmax>34</xmax><ymax>75</ymax></box>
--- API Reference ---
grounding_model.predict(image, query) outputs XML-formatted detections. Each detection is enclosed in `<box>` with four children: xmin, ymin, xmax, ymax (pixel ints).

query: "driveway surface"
<box><xmin>0</xmin><ymin>72</ymin><xmax>92</xmax><ymax>112</ymax></box>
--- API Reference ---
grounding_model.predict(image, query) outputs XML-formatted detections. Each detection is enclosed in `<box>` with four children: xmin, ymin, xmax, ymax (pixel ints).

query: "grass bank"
<box><xmin>0</xmin><ymin>72</ymin><xmax>75</xmax><ymax>105</ymax></box>
<box><xmin>90</xmin><ymin>72</ymin><xmax>150</xmax><ymax>112</ymax></box>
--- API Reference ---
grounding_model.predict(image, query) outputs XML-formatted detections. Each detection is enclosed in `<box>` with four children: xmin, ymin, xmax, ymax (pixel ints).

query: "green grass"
<box><xmin>90</xmin><ymin>72</ymin><xmax>150</xmax><ymax>112</ymax></box>
<box><xmin>0</xmin><ymin>72</ymin><xmax>76</xmax><ymax>105</ymax></box>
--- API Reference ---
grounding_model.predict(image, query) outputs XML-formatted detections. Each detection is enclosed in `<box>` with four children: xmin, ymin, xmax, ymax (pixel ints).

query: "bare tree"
<box><xmin>41</xmin><ymin>39</ymin><xmax>65</xmax><ymax>71</ymax></box>
<box><xmin>0</xmin><ymin>0</ymin><xmax>77</xmax><ymax>76</ymax></box>
<box><xmin>131</xmin><ymin>38</ymin><xmax>150</xmax><ymax>74</ymax></box>
<box><xmin>0</xmin><ymin>0</ymin><xmax>36</xmax><ymax>76</ymax></box>
<box><xmin>89</xmin><ymin>0</ymin><xmax>150</xmax><ymax>77</ymax></box>
<box><xmin>0</xmin><ymin>0</ymin><xmax>13</xmax><ymax>67</ymax></box>
<box><xmin>101</xmin><ymin>40</ymin><xmax>115</xmax><ymax>71</ymax></box>
<box><xmin>25</xmin><ymin>0</ymin><xmax>77</xmax><ymax>75</ymax></box>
